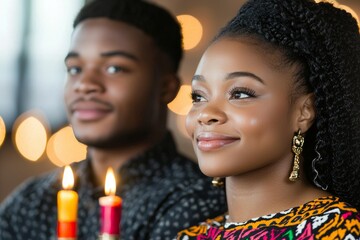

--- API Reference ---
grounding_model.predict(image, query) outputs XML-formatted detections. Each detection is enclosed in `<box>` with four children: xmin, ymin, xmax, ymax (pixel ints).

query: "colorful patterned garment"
<box><xmin>177</xmin><ymin>196</ymin><xmax>360</xmax><ymax>239</ymax></box>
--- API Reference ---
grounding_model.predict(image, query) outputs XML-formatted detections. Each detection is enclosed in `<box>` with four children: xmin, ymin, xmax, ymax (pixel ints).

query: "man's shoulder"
<box><xmin>159</xmin><ymin>152</ymin><xmax>223</xmax><ymax>195</ymax></box>
<box><xmin>0</xmin><ymin>169</ymin><xmax>59</xmax><ymax>213</ymax></box>
<box><xmin>153</xmin><ymin>153</ymin><xmax>226</xmax><ymax>205</ymax></box>
<box><xmin>169</xmin><ymin>153</ymin><xmax>204</xmax><ymax>177</ymax></box>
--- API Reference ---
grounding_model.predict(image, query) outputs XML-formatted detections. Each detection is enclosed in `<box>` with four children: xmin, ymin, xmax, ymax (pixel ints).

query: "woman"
<box><xmin>177</xmin><ymin>0</ymin><xmax>360</xmax><ymax>239</ymax></box>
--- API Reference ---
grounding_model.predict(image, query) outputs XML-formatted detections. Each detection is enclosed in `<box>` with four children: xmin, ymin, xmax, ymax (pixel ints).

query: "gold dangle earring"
<box><xmin>289</xmin><ymin>129</ymin><xmax>304</xmax><ymax>181</ymax></box>
<box><xmin>212</xmin><ymin>177</ymin><xmax>225</xmax><ymax>187</ymax></box>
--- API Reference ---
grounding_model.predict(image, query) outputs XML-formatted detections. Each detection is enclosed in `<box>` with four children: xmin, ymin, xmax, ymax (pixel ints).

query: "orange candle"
<box><xmin>99</xmin><ymin>167</ymin><xmax>122</xmax><ymax>239</ymax></box>
<box><xmin>57</xmin><ymin>165</ymin><xmax>78</xmax><ymax>240</ymax></box>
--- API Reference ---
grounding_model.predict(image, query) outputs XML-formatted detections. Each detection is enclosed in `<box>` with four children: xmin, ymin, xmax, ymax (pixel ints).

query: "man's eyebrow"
<box><xmin>100</xmin><ymin>50</ymin><xmax>139</xmax><ymax>61</ymax></box>
<box><xmin>64</xmin><ymin>52</ymin><xmax>78</xmax><ymax>62</ymax></box>
<box><xmin>64</xmin><ymin>50</ymin><xmax>139</xmax><ymax>62</ymax></box>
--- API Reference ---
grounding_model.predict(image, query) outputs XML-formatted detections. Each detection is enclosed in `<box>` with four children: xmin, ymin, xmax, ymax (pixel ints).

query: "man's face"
<box><xmin>64</xmin><ymin>18</ymin><xmax>165</xmax><ymax>148</ymax></box>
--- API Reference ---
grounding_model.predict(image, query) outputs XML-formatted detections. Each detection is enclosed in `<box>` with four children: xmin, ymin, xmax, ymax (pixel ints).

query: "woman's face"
<box><xmin>186</xmin><ymin>37</ymin><xmax>308</xmax><ymax>178</ymax></box>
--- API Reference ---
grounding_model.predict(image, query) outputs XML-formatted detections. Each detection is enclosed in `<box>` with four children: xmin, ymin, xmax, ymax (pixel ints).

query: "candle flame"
<box><xmin>105</xmin><ymin>167</ymin><xmax>116</xmax><ymax>196</ymax></box>
<box><xmin>62</xmin><ymin>165</ymin><xmax>74</xmax><ymax>190</ymax></box>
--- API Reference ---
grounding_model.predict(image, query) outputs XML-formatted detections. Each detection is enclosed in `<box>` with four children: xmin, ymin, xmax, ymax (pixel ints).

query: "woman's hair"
<box><xmin>73</xmin><ymin>0</ymin><xmax>183</xmax><ymax>72</ymax></box>
<box><xmin>215</xmin><ymin>0</ymin><xmax>360</xmax><ymax>209</ymax></box>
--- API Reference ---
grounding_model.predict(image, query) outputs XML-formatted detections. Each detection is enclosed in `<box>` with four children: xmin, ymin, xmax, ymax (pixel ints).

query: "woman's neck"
<box><xmin>225</xmin><ymin>165</ymin><xmax>328</xmax><ymax>223</ymax></box>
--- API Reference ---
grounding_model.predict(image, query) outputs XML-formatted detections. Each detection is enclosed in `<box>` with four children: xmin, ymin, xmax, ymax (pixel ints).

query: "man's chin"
<box><xmin>75</xmin><ymin>136</ymin><xmax>115</xmax><ymax>149</ymax></box>
<box><xmin>75</xmin><ymin>133</ymin><xmax>149</xmax><ymax>149</ymax></box>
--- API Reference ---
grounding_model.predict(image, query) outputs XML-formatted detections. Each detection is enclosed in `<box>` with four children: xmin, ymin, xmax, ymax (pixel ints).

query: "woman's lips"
<box><xmin>196</xmin><ymin>133</ymin><xmax>240</xmax><ymax>152</ymax></box>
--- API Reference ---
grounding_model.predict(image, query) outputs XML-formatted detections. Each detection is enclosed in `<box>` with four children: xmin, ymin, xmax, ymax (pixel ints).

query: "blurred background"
<box><xmin>0</xmin><ymin>0</ymin><xmax>359</xmax><ymax>202</ymax></box>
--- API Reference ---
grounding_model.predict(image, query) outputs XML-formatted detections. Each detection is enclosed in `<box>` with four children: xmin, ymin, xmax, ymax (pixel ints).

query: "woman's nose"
<box><xmin>197</xmin><ymin>104</ymin><xmax>226</xmax><ymax>126</ymax></box>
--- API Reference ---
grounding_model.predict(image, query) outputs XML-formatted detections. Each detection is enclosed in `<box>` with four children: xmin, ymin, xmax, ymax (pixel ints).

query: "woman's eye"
<box><xmin>233</xmin><ymin>91</ymin><xmax>251</xmax><ymax>99</ymax></box>
<box><xmin>106</xmin><ymin>66</ymin><xmax>124</xmax><ymax>74</ymax></box>
<box><xmin>67</xmin><ymin>67</ymin><xmax>81</xmax><ymax>75</ymax></box>
<box><xmin>229</xmin><ymin>87</ymin><xmax>256</xmax><ymax>99</ymax></box>
<box><xmin>191</xmin><ymin>92</ymin><xmax>206</xmax><ymax>103</ymax></box>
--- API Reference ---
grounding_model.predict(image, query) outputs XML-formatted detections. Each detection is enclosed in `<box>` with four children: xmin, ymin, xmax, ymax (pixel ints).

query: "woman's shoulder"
<box><xmin>300</xmin><ymin>195</ymin><xmax>360</xmax><ymax>238</ymax></box>
<box><xmin>176</xmin><ymin>214</ymin><xmax>226</xmax><ymax>239</ymax></box>
<box><xmin>176</xmin><ymin>196</ymin><xmax>360</xmax><ymax>240</ymax></box>
<box><xmin>305</xmin><ymin>195</ymin><xmax>358</xmax><ymax>213</ymax></box>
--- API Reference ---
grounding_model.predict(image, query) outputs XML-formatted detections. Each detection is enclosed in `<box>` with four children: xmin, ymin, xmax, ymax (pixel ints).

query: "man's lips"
<box><xmin>196</xmin><ymin>133</ymin><xmax>240</xmax><ymax>152</ymax></box>
<box><xmin>70</xmin><ymin>100</ymin><xmax>113</xmax><ymax>121</ymax></box>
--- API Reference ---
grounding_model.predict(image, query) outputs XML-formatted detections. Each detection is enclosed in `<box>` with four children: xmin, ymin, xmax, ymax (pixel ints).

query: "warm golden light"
<box><xmin>14</xmin><ymin>114</ymin><xmax>48</xmax><ymax>161</ymax></box>
<box><xmin>314</xmin><ymin>0</ymin><xmax>338</xmax><ymax>4</ymax></box>
<box><xmin>168</xmin><ymin>85</ymin><xmax>193</xmax><ymax>115</ymax></box>
<box><xmin>104</xmin><ymin>167</ymin><xmax>116</xmax><ymax>196</ymax></box>
<box><xmin>338</xmin><ymin>4</ymin><xmax>360</xmax><ymax>31</ymax></box>
<box><xmin>177</xmin><ymin>15</ymin><xmax>203</xmax><ymax>50</ymax></box>
<box><xmin>0</xmin><ymin>116</ymin><xmax>5</xmax><ymax>147</ymax></box>
<box><xmin>62</xmin><ymin>165</ymin><xmax>75</xmax><ymax>190</ymax></box>
<box><xmin>46</xmin><ymin>133</ymin><xmax>65</xmax><ymax>167</ymax></box>
<box><xmin>49</xmin><ymin>126</ymin><xmax>87</xmax><ymax>166</ymax></box>
<box><xmin>314</xmin><ymin>1</ymin><xmax>359</xmax><ymax>31</ymax></box>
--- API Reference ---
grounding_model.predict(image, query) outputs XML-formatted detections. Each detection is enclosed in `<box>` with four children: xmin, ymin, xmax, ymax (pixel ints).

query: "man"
<box><xmin>0</xmin><ymin>0</ymin><xmax>226</xmax><ymax>239</ymax></box>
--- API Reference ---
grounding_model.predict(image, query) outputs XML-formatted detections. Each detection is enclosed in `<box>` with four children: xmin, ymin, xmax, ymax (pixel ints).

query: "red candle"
<box><xmin>57</xmin><ymin>165</ymin><xmax>78</xmax><ymax>240</ymax></box>
<box><xmin>99</xmin><ymin>167</ymin><xmax>122</xmax><ymax>239</ymax></box>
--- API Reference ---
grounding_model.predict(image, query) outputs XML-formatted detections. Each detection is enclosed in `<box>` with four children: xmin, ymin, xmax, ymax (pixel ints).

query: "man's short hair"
<box><xmin>74</xmin><ymin>0</ymin><xmax>183</xmax><ymax>72</ymax></box>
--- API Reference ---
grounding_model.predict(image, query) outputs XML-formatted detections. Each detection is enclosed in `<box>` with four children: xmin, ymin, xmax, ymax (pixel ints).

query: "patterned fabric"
<box><xmin>0</xmin><ymin>132</ymin><xmax>226</xmax><ymax>240</ymax></box>
<box><xmin>177</xmin><ymin>196</ymin><xmax>360</xmax><ymax>239</ymax></box>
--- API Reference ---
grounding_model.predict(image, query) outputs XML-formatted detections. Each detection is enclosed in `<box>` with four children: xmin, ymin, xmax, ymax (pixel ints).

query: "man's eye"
<box><xmin>191</xmin><ymin>92</ymin><xmax>206</xmax><ymax>103</ymax></box>
<box><xmin>67</xmin><ymin>67</ymin><xmax>81</xmax><ymax>75</ymax></box>
<box><xmin>106</xmin><ymin>66</ymin><xmax>124</xmax><ymax>74</ymax></box>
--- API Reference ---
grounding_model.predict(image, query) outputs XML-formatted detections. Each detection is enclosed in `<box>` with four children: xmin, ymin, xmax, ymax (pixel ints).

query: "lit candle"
<box><xmin>57</xmin><ymin>165</ymin><xmax>78</xmax><ymax>240</ymax></box>
<box><xmin>99</xmin><ymin>167</ymin><xmax>122</xmax><ymax>240</ymax></box>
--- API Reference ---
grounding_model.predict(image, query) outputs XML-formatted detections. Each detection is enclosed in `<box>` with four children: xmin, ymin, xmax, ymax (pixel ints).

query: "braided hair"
<box><xmin>74</xmin><ymin>0</ymin><xmax>183</xmax><ymax>72</ymax></box>
<box><xmin>215</xmin><ymin>0</ymin><xmax>360</xmax><ymax>209</ymax></box>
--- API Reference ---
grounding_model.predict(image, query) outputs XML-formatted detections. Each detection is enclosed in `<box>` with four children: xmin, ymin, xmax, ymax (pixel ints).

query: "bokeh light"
<box><xmin>46</xmin><ymin>133</ymin><xmax>65</xmax><ymax>167</ymax></box>
<box><xmin>13</xmin><ymin>113</ymin><xmax>48</xmax><ymax>161</ymax></box>
<box><xmin>0</xmin><ymin>116</ymin><xmax>6</xmax><ymax>147</ymax></box>
<box><xmin>177</xmin><ymin>15</ymin><xmax>203</xmax><ymax>50</ymax></box>
<box><xmin>47</xmin><ymin>126</ymin><xmax>87</xmax><ymax>166</ymax></box>
<box><xmin>168</xmin><ymin>84</ymin><xmax>193</xmax><ymax>115</ymax></box>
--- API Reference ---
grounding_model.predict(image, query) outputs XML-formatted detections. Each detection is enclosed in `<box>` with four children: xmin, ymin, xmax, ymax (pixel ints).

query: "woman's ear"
<box><xmin>161</xmin><ymin>73</ymin><xmax>180</xmax><ymax>104</ymax></box>
<box><xmin>294</xmin><ymin>93</ymin><xmax>316</xmax><ymax>133</ymax></box>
